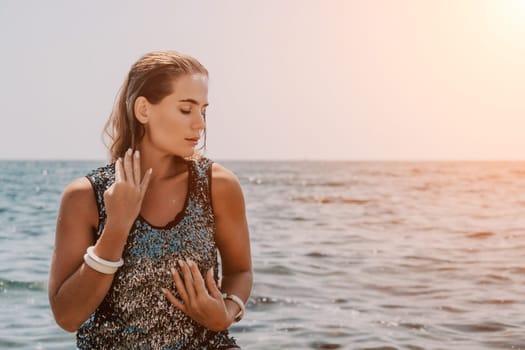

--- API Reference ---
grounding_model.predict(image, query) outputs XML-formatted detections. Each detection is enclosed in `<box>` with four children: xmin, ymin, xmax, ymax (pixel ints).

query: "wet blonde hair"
<box><xmin>103</xmin><ymin>50</ymin><xmax>209</xmax><ymax>162</ymax></box>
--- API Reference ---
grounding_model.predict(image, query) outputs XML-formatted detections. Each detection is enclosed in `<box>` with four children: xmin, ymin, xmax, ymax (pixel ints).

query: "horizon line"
<box><xmin>1</xmin><ymin>157</ymin><xmax>525</xmax><ymax>163</ymax></box>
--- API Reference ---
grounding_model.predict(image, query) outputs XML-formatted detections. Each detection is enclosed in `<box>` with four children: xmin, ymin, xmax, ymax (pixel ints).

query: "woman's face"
<box><xmin>144</xmin><ymin>73</ymin><xmax>208</xmax><ymax>157</ymax></box>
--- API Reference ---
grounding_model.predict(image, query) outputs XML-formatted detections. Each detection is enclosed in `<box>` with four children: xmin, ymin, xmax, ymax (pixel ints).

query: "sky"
<box><xmin>1</xmin><ymin>0</ymin><xmax>524</xmax><ymax>161</ymax></box>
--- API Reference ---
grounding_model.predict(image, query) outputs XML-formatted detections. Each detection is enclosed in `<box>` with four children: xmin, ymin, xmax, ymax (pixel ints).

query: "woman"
<box><xmin>48</xmin><ymin>50</ymin><xmax>252</xmax><ymax>349</ymax></box>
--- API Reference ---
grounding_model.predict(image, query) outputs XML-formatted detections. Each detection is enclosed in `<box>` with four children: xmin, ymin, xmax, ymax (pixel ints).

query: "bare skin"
<box><xmin>48</xmin><ymin>74</ymin><xmax>252</xmax><ymax>346</ymax></box>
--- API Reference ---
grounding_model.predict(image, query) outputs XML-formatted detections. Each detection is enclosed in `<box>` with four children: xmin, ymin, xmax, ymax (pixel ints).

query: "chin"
<box><xmin>175</xmin><ymin>148</ymin><xmax>196</xmax><ymax>159</ymax></box>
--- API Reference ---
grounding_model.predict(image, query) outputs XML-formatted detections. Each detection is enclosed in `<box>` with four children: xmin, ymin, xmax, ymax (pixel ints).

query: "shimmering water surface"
<box><xmin>0</xmin><ymin>160</ymin><xmax>524</xmax><ymax>349</ymax></box>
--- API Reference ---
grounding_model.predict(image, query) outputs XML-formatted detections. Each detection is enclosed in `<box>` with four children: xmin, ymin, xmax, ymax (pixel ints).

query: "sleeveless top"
<box><xmin>77</xmin><ymin>157</ymin><xmax>239</xmax><ymax>350</ymax></box>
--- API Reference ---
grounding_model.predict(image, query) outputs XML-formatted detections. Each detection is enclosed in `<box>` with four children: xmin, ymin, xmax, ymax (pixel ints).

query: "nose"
<box><xmin>192</xmin><ymin>111</ymin><xmax>206</xmax><ymax>130</ymax></box>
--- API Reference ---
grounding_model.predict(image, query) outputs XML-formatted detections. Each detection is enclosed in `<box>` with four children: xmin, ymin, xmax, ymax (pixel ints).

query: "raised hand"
<box><xmin>104</xmin><ymin>148</ymin><xmax>152</xmax><ymax>233</ymax></box>
<box><xmin>162</xmin><ymin>260</ymin><xmax>232</xmax><ymax>332</ymax></box>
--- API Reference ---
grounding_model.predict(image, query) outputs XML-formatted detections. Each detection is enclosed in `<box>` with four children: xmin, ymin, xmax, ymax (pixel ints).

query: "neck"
<box><xmin>136</xmin><ymin>145</ymin><xmax>189</xmax><ymax>184</ymax></box>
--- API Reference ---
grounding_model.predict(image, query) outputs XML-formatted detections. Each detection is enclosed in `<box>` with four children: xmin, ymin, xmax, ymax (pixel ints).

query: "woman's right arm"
<box><xmin>48</xmin><ymin>177</ymin><xmax>128</xmax><ymax>332</ymax></box>
<box><xmin>48</xmin><ymin>150</ymin><xmax>151</xmax><ymax>332</ymax></box>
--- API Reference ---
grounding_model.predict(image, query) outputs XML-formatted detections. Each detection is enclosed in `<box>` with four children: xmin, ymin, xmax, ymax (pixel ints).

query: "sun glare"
<box><xmin>475</xmin><ymin>0</ymin><xmax>525</xmax><ymax>51</ymax></box>
<box><xmin>491</xmin><ymin>0</ymin><xmax>525</xmax><ymax>31</ymax></box>
<box><xmin>505</xmin><ymin>0</ymin><xmax>525</xmax><ymax>24</ymax></box>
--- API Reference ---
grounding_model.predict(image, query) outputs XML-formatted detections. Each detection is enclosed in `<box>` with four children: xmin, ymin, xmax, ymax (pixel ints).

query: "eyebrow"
<box><xmin>178</xmin><ymin>98</ymin><xmax>209</xmax><ymax>107</ymax></box>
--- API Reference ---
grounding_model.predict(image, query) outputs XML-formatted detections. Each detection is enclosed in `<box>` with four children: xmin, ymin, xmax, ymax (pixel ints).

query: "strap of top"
<box><xmin>191</xmin><ymin>157</ymin><xmax>214</xmax><ymax>210</ymax></box>
<box><xmin>85</xmin><ymin>162</ymin><xmax>115</xmax><ymax>235</ymax></box>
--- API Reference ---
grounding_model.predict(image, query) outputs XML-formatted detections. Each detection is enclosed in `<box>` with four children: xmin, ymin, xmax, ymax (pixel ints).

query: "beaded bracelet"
<box><xmin>222</xmin><ymin>293</ymin><xmax>245</xmax><ymax>322</ymax></box>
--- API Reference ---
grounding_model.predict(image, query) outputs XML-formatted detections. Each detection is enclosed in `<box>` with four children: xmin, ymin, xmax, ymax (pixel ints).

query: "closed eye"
<box><xmin>180</xmin><ymin>108</ymin><xmax>207</xmax><ymax>118</ymax></box>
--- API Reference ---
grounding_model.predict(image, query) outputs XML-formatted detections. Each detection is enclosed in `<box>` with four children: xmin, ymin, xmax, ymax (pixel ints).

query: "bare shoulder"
<box><xmin>211</xmin><ymin>162</ymin><xmax>241</xmax><ymax>189</ymax></box>
<box><xmin>61</xmin><ymin>177</ymin><xmax>96</xmax><ymax>207</ymax></box>
<box><xmin>63</xmin><ymin>176</ymin><xmax>94</xmax><ymax>195</ymax></box>
<box><xmin>59</xmin><ymin>177</ymin><xmax>98</xmax><ymax>229</ymax></box>
<box><xmin>210</xmin><ymin>162</ymin><xmax>245</xmax><ymax>214</ymax></box>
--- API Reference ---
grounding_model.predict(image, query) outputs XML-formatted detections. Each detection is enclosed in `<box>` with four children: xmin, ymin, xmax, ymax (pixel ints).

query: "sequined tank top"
<box><xmin>77</xmin><ymin>157</ymin><xmax>239</xmax><ymax>350</ymax></box>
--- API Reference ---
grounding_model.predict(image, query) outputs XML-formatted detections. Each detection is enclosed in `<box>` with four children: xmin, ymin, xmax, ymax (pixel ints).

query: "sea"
<box><xmin>0</xmin><ymin>160</ymin><xmax>524</xmax><ymax>350</ymax></box>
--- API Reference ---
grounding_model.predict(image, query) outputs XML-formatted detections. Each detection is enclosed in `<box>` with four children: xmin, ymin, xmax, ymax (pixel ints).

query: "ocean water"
<box><xmin>0</xmin><ymin>160</ymin><xmax>524</xmax><ymax>350</ymax></box>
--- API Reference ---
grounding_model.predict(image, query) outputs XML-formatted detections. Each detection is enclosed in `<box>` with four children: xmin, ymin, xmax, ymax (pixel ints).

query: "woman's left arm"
<box><xmin>210</xmin><ymin>163</ymin><xmax>253</xmax><ymax>321</ymax></box>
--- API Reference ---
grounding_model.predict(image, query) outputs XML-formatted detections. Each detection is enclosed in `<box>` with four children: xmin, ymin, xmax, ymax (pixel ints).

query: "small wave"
<box><xmin>248</xmin><ymin>295</ymin><xmax>298</xmax><ymax>307</ymax></box>
<box><xmin>470</xmin><ymin>299</ymin><xmax>517</xmax><ymax>305</ymax></box>
<box><xmin>255</xmin><ymin>264</ymin><xmax>294</xmax><ymax>275</ymax></box>
<box><xmin>509</xmin><ymin>267</ymin><xmax>525</xmax><ymax>274</ymax></box>
<box><xmin>402</xmin><ymin>255</ymin><xmax>452</xmax><ymax>263</ymax></box>
<box><xmin>467</xmin><ymin>231</ymin><xmax>495</xmax><ymax>239</ymax></box>
<box><xmin>434</xmin><ymin>266</ymin><xmax>460</xmax><ymax>272</ymax></box>
<box><xmin>299</xmin><ymin>181</ymin><xmax>350</xmax><ymax>187</ymax></box>
<box><xmin>359</xmin><ymin>219</ymin><xmax>403</xmax><ymax>227</ymax></box>
<box><xmin>319</xmin><ymin>181</ymin><xmax>347</xmax><ymax>187</ymax></box>
<box><xmin>0</xmin><ymin>278</ymin><xmax>47</xmax><ymax>291</ymax></box>
<box><xmin>0</xmin><ymin>340</ymin><xmax>19</xmax><ymax>348</ymax></box>
<box><xmin>481</xmin><ymin>273</ymin><xmax>512</xmax><ymax>282</ymax></box>
<box><xmin>413</xmin><ymin>184</ymin><xmax>432</xmax><ymax>192</ymax></box>
<box><xmin>290</xmin><ymin>196</ymin><xmax>370</xmax><ymax>205</ymax></box>
<box><xmin>250</xmin><ymin>296</ymin><xmax>280</xmax><ymax>305</ymax></box>
<box><xmin>247</xmin><ymin>177</ymin><xmax>263</xmax><ymax>185</ymax></box>
<box><xmin>277</xmin><ymin>325</ymin><xmax>305</xmax><ymax>332</ymax></box>
<box><xmin>290</xmin><ymin>216</ymin><xmax>309</xmax><ymax>221</ymax></box>
<box><xmin>441</xmin><ymin>321</ymin><xmax>509</xmax><ymax>333</ymax></box>
<box><xmin>483</xmin><ymin>340</ymin><xmax>525</xmax><ymax>349</ymax></box>
<box><xmin>300</xmin><ymin>180</ymin><xmax>350</xmax><ymax>187</ymax></box>
<box><xmin>366</xmin><ymin>282</ymin><xmax>451</xmax><ymax>297</ymax></box>
<box><xmin>436</xmin><ymin>305</ymin><xmax>467</xmax><ymax>313</ymax></box>
<box><xmin>309</xmin><ymin>341</ymin><xmax>343</xmax><ymax>349</ymax></box>
<box><xmin>399</xmin><ymin>322</ymin><xmax>426</xmax><ymax>330</ymax></box>
<box><xmin>380</xmin><ymin>304</ymin><xmax>408</xmax><ymax>309</ymax></box>
<box><xmin>305</xmin><ymin>251</ymin><xmax>330</xmax><ymax>258</ymax></box>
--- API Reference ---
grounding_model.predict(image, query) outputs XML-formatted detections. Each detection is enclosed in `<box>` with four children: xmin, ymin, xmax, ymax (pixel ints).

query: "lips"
<box><xmin>185</xmin><ymin>137</ymin><xmax>200</xmax><ymax>142</ymax></box>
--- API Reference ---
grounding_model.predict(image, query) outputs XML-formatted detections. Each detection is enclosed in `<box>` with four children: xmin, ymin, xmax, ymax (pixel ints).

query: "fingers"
<box><xmin>167</xmin><ymin>261</ymin><xmax>205</xmax><ymax>316</ymax></box>
<box><xmin>163</xmin><ymin>261</ymin><xmax>231</xmax><ymax>331</ymax></box>
<box><xmin>171</xmin><ymin>267</ymin><xmax>189</xmax><ymax>302</ymax></box>
<box><xmin>124</xmin><ymin>148</ymin><xmax>134</xmax><ymax>184</ymax></box>
<box><xmin>179</xmin><ymin>260</ymin><xmax>196</xmax><ymax>299</ymax></box>
<box><xmin>172</xmin><ymin>260</ymin><xmax>209</xmax><ymax>301</ymax></box>
<box><xmin>133</xmin><ymin>150</ymin><xmax>141</xmax><ymax>186</ymax></box>
<box><xmin>115</xmin><ymin>158</ymin><xmax>123</xmax><ymax>182</ymax></box>
<box><xmin>206</xmin><ymin>268</ymin><xmax>222</xmax><ymax>299</ymax></box>
<box><xmin>187</xmin><ymin>260</ymin><xmax>208</xmax><ymax>296</ymax></box>
<box><xmin>120</xmin><ymin>148</ymin><xmax>149</xmax><ymax>188</ymax></box>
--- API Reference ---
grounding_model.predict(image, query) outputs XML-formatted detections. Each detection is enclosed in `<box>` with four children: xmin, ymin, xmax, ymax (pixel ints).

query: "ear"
<box><xmin>134</xmin><ymin>96</ymin><xmax>149</xmax><ymax>124</ymax></box>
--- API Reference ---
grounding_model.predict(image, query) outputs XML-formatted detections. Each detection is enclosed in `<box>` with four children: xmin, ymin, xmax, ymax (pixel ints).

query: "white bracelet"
<box><xmin>86</xmin><ymin>246</ymin><xmax>124</xmax><ymax>268</ymax></box>
<box><xmin>83</xmin><ymin>253</ymin><xmax>118</xmax><ymax>274</ymax></box>
<box><xmin>222</xmin><ymin>293</ymin><xmax>245</xmax><ymax>322</ymax></box>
